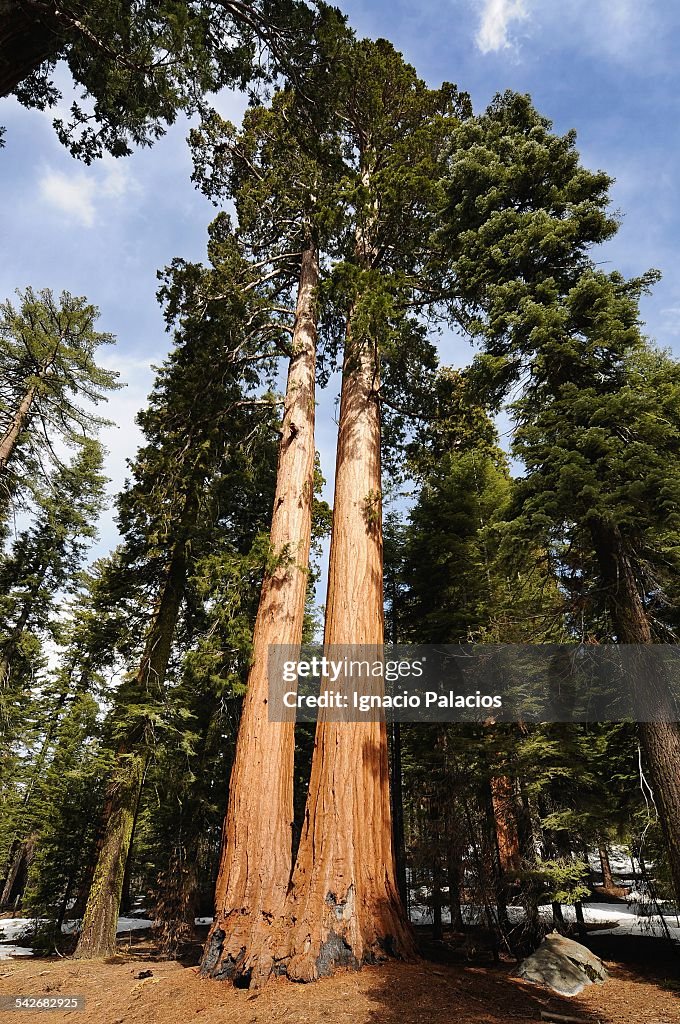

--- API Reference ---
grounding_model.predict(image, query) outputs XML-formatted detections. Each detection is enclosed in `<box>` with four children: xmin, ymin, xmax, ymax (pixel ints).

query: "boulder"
<box><xmin>516</xmin><ymin>932</ymin><xmax>609</xmax><ymax>997</ymax></box>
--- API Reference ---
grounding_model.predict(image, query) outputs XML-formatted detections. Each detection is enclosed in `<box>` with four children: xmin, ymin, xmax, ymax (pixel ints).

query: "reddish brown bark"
<box><xmin>201</xmin><ymin>243</ymin><xmax>318</xmax><ymax>983</ymax></box>
<box><xmin>491</xmin><ymin>776</ymin><xmax>521</xmax><ymax>874</ymax></box>
<box><xmin>598</xmin><ymin>843</ymin><xmax>614</xmax><ymax>891</ymax></box>
<box><xmin>264</xmin><ymin>311</ymin><xmax>415</xmax><ymax>985</ymax></box>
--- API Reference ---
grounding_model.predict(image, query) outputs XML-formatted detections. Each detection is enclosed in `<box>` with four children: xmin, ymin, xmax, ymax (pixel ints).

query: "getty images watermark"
<box><xmin>268</xmin><ymin>644</ymin><xmax>680</xmax><ymax>723</ymax></box>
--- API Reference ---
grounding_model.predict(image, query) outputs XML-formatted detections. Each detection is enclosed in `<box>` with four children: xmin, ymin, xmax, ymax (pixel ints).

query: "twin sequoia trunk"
<box><xmin>270</xmin><ymin>319</ymin><xmax>415</xmax><ymax>985</ymax></box>
<box><xmin>74</xmin><ymin>535</ymin><xmax>190</xmax><ymax>959</ymax></box>
<box><xmin>201</xmin><ymin>245</ymin><xmax>318</xmax><ymax>983</ymax></box>
<box><xmin>590</xmin><ymin>520</ymin><xmax>680</xmax><ymax>907</ymax></box>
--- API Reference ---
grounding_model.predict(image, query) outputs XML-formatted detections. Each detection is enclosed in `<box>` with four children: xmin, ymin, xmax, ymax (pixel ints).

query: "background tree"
<box><xmin>0</xmin><ymin>440</ymin><xmax>107</xmax><ymax>911</ymax></box>
<box><xmin>438</xmin><ymin>92</ymin><xmax>680</xmax><ymax>905</ymax></box>
<box><xmin>73</xmin><ymin>236</ymin><xmax>282</xmax><ymax>958</ymax></box>
<box><xmin>0</xmin><ymin>287</ymin><xmax>119</xmax><ymax>532</ymax></box>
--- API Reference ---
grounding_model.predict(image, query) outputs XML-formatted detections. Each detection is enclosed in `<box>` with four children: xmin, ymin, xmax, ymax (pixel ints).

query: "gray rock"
<box><xmin>516</xmin><ymin>932</ymin><xmax>609</xmax><ymax>997</ymax></box>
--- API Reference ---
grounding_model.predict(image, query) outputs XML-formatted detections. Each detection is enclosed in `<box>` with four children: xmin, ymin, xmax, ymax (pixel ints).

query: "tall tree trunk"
<box><xmin>482</xmin><ymin>779</ymin><xmax>510</xmax><ymax>940</ymax></box>
<box><xmin>590</xmin><ymin>520</ymin><xmax>680</xmax><ymax>906</ymax></box>
<box><xmin>0</xmin><ymin>343</ymin><xmax>60</xmax><ymax>523</ymax></box>
<box><xmin>516</xmin><ymin>782</ymin><xmax>542</xmax><ymax>950</ymax></box>
<box><xmin>72</xmin><ymin>753</ymin><xmax>145</xmax><ymax>959</ymax></box>
<box><xmin>574</xmin><ymin>900</ymin><xmax>588</xmax><ymax>943</ymax></box>
<box><xmin>74</xmin><ymin>529</ymin><xmax>191</xmax><ymax>959</ymax></box>
<box><xmin>201</xmin><ymin>242</ymin><xmax>318</xmax><ymax>983</ymax></box>
<box><xmin>266</xmin><ymin>309</ymin><xmax>415</xmax><ymax>986</ymax></box>
<box><xmin>0</xmin><ymin>835</ymin><xmax>35</xmax><ymax>907</ymax></box>
<box><xmin>119</xmin><ymin>777</ymin><xmax>144</xmax><ymax>915</ymax></box>
<box><xmin>0</xmin><ymin>2</ymin><xmax>58</xmax><ymax>98</ymax></box>
<box><xmin>431</xmin><ymin>858</ymin><xmax>443</xmax><ymax>941</ymax></box>
<box><xmin>490</xmin><ymin>775</ymin><xmax>521</xmax><ymax>873</ymax></box>
<box><xmin>598</xmin><ymin>842</ymin><xmax>614</xmax><ymax>891</ymax></box>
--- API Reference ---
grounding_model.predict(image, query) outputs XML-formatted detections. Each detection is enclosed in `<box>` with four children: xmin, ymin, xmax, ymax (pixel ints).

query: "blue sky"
<box><xmin>2</xmin><ymin>0</ymin><xmax>680</xmax><ymax>564</ymax></box>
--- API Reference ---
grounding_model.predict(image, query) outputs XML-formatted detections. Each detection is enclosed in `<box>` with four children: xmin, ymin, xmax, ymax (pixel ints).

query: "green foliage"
<box><xmin>0</xmin><ymin>441</ymin><xmax>107</xmax><ymax>750</ymax></box>
<box><xmin>439</xmin><ymin>91</ymin><xmax>619</xmax><ymax>362</ymax></box>
<box><xmin>0</xmin><ymin>287</ymin><xmax>119</xmax><ymax>523</ymax></box>
<box><xmin>22</xmin><ymin>690</ymin><xmax>111</xmax><ymax>923</ymax></box>
<box><xmin>513</xmin><ymin>858</ymin><xmax>590</xmax><ymax>906</ymax></box>
<box><xmin>6</xmin><ymin>1</ymin><xmax>346</xmax><ymax>161</ymax></box>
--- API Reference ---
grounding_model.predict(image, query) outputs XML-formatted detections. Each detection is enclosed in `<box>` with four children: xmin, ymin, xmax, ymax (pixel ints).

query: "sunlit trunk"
<box><xmin>201</xmin><ymin>242</ymin><xmax>318</xmax><ymax>983</ymax></box>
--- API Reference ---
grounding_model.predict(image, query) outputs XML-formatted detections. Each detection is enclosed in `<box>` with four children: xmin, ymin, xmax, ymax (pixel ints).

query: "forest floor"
<box><xmin>0</xmin><ymin>929</ymin><xmax>678</xmax><ymax>1024</ymax></box>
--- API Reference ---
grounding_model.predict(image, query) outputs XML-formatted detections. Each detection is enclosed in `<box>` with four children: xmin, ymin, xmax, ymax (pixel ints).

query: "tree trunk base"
<box><xmin>201</xmin><ymin>898</ymin><xmax>417</xmax><ymax>988</ymax></box>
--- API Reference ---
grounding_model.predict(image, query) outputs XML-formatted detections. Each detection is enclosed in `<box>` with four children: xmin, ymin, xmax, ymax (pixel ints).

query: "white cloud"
<box><xmin>39</xmin><ymin>169</ymin><xmax>97</xmax><ymax>227</ymax></box>
<box><xmin>38</xmin><ymin>157</ymin><xmax>138</xmax><ymax>228</ymax></box>
<box><xmin>476</xmin><ymin>0</ymin><xmax>528</xmax><ymax>53</ymax></box>
<box><xmin>474</xmin><ymin>0</ymin><xmax>659</xmax><ymax>61</ymax></box>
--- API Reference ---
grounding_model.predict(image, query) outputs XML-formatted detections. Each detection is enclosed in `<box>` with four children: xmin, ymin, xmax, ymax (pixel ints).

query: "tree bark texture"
<box><xmin>0</xmin><ymin>383</ymin><xmax>37</xmax><ymax>477</ymax></box>
<box><xmin>72</xmin><ymin>753</ymin><xmax>144</xmax><ymax>959</ymax></box>
<box><xmin>264</xmin><ymin>311</ymin><xmax>415</xmax><ymax>985</ymax></box>
<box><xmin>597</xmin><ymin>843</ymin><xmax>614</xmax><ymax>891</ymax></box>
<box><xmin>491</xmin><ymin>775</ymin><xmax>521</xmax><ymax>874</ymax></box>
<box><xmin>201</xmin><ymin>244</ymin><xmax>318</xmax><ymax>983</ymax></box>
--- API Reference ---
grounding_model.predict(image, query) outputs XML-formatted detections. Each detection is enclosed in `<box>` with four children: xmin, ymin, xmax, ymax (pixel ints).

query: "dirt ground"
<box><xmin>0</xmin><ymin>932</ymin><xmax>677</xmax><ymax>1024</ymax></box>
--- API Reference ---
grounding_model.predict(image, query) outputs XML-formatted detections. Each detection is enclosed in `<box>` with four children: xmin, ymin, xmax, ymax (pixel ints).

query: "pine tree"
<box><xmin>438</xmin><ymin>92</ymin><xmax>680</xmax><ymax>904</ymax></box>
<box><xmin>0</xmin><ymin>287</ymin><xmax>119</xmax><ymax>531</ymax></box>
<box><xmin>510</xmin><ymin>330</ymin><xmax>680</xmax><ymax>904</ymax></box>
<box><xmin>74</xmin><ymin>240</ymin><xmax>282</xmax><ymax>958</ymax></box>
<box><xmin>0</xmin><ymin>441</ymin><xmax>107</xmax><ymax>908</ymax></box>
<box><xmin>0</xmin><ymin>440</ymin><xmax>106</xmax><ymax>755</ymax></box>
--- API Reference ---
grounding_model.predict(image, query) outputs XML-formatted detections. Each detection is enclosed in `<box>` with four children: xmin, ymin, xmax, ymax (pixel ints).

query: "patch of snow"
<box><xmin>407</xmin><ymin>899</ymin><xmax>680</xmax><ymax>942</ymax></box>
<box><xmin>0</xmin><ymin>945</ymin><xmax>34</xmax><ymax>958</ymax></box>
<box><xmin>0</xmin><ymin>919</ymin><xmax>42</xmax><ymax>959</ymax></box>
<box><xmin>0</xmin><ymin>915</ymin><xmax>154</xmax><ymax>957</ymax></box>
<box><xmin>60</xmin><ymin>917</ymin><xmax>152</xmax><ymax>935</ymax></box>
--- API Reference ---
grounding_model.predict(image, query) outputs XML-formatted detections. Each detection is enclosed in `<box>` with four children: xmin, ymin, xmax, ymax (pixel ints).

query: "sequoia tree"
<box><xmin>255</xmin><ymin>41</ymin><xmax>472</xmax><ymax>985</ymax></box>
<box><xmin>190</xmin><ymin>87</ymin><xmax>345</xmax><ymax>981</ymax></box>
